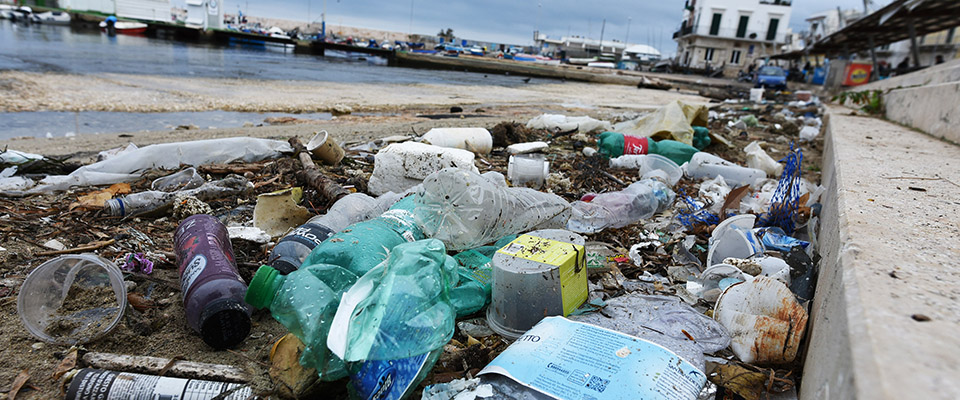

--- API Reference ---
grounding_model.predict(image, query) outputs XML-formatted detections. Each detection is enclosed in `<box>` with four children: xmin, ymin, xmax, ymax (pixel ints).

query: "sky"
<box><xmin>182</xmin><ymin>0</ymin><xmax>893</xmax><ymax>55</ymax></box>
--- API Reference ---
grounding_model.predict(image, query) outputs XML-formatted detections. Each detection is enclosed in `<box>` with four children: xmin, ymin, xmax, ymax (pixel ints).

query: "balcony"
<box><xmin>693</xmin><ymin>27</ymin><xmax>785</xmax><ymax>43</ymax></box>
<box><xmin>759</xmin><ymin>0</ymin><xmax>792</xmax><ymax>5</ymax></box>
<box><xmin>673</xmin><ymin>26</ymin><xmax>694</xmax><ymax>39</ymax></box>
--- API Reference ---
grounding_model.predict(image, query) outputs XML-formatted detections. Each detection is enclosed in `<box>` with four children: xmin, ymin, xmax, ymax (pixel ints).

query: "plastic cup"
<box><xmin>637</xmin><ymin>154</ymin><xmax>682</xmax><ymax>187</ymax></box>
<box><xmin>307</xmin><ymin>130</ymin><xmax>345</xmax><ymax>165</ymax></box>
<box><xmin>18</xmin><ymin>254</ymin><xmax>127</xmax><ymax>345</ymax></box>
<box><xmin>486</xmin><ymin>229</ymin><xmax>586</xmax><ymax>339</ymax></box>
<box><xmin>507</xmin><ymin>154</ymin><xmax>549</xmax><ymax>189</ymax></box>
<box><xmin>707</xmin><ymin>214</ymin><xmax>763</xmax><ymax>266</ymax></box>
<box><xmin>750</xmin><ymin>88</ymin><xmax>764</xmax><ymax>102</ymax></box>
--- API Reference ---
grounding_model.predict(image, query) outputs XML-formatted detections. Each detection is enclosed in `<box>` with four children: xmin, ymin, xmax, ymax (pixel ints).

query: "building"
<box><xmin>876</xmin><ymin>27</ymin><xmax>959</xmax><ymax>67</ymax></box>
<box><xmin>535</xmin><ymin>33</ymin><xmax>660</xmax><ymax>62</ymax></box>
<box><xmin>673</xmin><ymin>0</ymin><xmax>792</xmax><ymax>76</ymax></box>
<box><xmin>183</xmin><ymin>0</ymin><xmax>222</xmax><ymax>30</ymax></box>
<box><xmin>59</xmin><ymin>0</ymin><xmax>171</xmax><ymax>22</ymax></box>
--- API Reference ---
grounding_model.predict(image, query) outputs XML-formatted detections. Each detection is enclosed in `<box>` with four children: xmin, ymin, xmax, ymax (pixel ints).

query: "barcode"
<box><xmin>585</xmin><ymin>376</ymin><xmax>609</xmax><ymax>393</ymax></box>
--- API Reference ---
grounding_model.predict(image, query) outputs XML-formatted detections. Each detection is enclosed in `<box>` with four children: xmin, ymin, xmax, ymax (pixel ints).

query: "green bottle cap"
<box><xmin>245</xmin><ymin>265</ymin><xmax>282</xmax><ymax>309</ymax></box>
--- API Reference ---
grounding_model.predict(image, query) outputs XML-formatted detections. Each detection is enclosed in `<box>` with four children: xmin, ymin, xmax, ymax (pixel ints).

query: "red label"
<box><xmin>623</xmin><ymin>136</ymin><xmax>649</xmax><ymax>155</ymax></box>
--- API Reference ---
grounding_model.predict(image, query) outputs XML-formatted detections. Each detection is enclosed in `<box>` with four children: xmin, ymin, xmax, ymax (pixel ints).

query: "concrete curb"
<box><xmin>801</xmin><ymin>108</ymin><xmax>960</xmax><ymax>399</ymax></box>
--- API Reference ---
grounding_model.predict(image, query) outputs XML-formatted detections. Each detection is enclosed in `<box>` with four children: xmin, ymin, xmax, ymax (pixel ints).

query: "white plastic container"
<box><xmin>368</xmin><ymin>142</ymin><xmax>478</xmax><ymax>195</ymax></box>
<box><xmin>421</xmin><ymin>127</ymin><xmax>493</xmax><ymax>154</ymax></box>
<box><xmin>486</xmin><ymin>230</ymin><xmax>587</xmax><ymax>339</ymax></box>
<box><xmin>685</xmin><ymin>152</ymin><xmax>766</xmax><ymax>187</ymax></box>
<box><xmin>750</xmin><ymin>88</ymin><xmax>764</xmax><ymax>102</ymax></box>
<box><xmin>507</xmin><ymin>154</ymin><xmax>549</xmax><ymax>189</ymax></box>
<box><xmin>505</xmin><ymin>141</ymin><xmax>548</xmax><ymax>155</ymax></box>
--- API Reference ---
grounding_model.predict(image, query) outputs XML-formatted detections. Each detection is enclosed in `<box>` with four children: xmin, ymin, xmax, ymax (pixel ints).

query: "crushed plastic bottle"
<box><xmin>326</xmin><ymin>239</ymin><xmax>458</xmax><ymax>399</ymax></box>
<box><xmin>567</xmin><ymin>178</ymin><xmax>675</xmax><ymax>233</ymax></box>
<box><xmin>596</xmin><ymin>131</ymin><xmax>701</xmax><ymax>165</ymax></box>
<box><xmin>245</xmin><ymin>263</ymin><xmax>359</xmax><ymax>381</ymax></box>
<box><xmin>300</xmin><ymin>195</ymin><xmax>423</xmax><ymax>277</ymax></box>
<box><xmin>413</xmin><ymin>168</ymin><xmax>570</xmax><ymax>251</ymax></box>
<box><xmin>268</xmin><ymin>192</ymin><xmax>402</xmax><ymax>274</ymax></box>
<box><xmin>105</xmin><ymin>175</ymin><xmax>252</xmax><ymax>218</ymax></box>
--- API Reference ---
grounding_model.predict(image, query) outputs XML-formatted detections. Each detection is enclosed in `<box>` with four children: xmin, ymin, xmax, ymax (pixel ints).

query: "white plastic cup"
<box><xmin>18</xmin><ymin>254</ymin><xmax>127</xmax><ymax>345</ymax></box>
<box><xmin>637</xmin><ymin>154</ymin><xmax>682</xmax><ymax>187</ymax></box>
<box><xmin>750</xmin><ymin>88</ymin><xmax>764</xmax><ymax>102</ymax></box>
<box><xmin>507</xmin><ymin>154</ymin><xmax>549</xmax><ymax>189</ymax></box>
<box><xmin>307</xmin><ymin>130</ymin><xmax>345</xmax><ymax>165</ymax></box>
<box><xmin>707</xmin><ymin>214</ymin><xmax>763</xmax><ymax>266</ymax></box>
<box><xmin>714</xmin><ymin>276</ymin><xmax>808</xmax><ymax>363</ymax></box>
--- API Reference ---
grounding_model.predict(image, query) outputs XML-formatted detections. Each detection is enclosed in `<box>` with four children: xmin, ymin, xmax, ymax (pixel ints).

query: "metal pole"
<box><xmin>599</xmin><ymin>18</ymin><xmax>605</xmax><ymax>54</ymax></box>
<box><xmin>868</xmin><ymin>34</ymin><xmax>878</xmax><ymax>81</ymax></box>
<box><xmin>625</xmin><ymin>17</ymin><xmax>631</xmax><ymax>44</ymax></box>
<box><xmin>907</xmin><ymin>18</ymin><xmax>921</xmax><ymax>67</ymax></box>
<box><xmin>408</xmin><ymin>0</ymin><xmax>414</xmax><ymax>35</ymax></box>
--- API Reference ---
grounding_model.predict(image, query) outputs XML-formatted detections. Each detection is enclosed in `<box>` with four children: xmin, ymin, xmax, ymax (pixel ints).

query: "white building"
<box><xmin>184</xmin><ymin>0</ymin><xmax>223</xmax><ymax>30</ymax></box>
<box><xmin>535</xmin><ymin>33</ymin><xmax>659</xmax><ymax>61</ymax></box>
<box><xmin>673</xmin><ymin>0</ymin><xmax>792</xmax><ymax>75</ymax></box>
<box><xmin>61</xmin><ymin>0</ymin><xmax>171</xmax><ymax>23</ymax></box>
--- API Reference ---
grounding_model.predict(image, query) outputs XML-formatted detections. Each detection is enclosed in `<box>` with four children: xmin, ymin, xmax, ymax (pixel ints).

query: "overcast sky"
<box><xmin>192</xmin><ymin>0</ymin><xmax>893</xmax><ymax>54</ymax></box>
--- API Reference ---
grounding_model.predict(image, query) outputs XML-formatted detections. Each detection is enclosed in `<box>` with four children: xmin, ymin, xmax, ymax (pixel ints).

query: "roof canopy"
<box><xmin>623</xmin><ymin>44</ymin><xmax>661</xmax><ymax>56</ymax></box>
<box><xmin>775</xmin><ymin>0</ymin><xmax>960</xmax><ymax>59</ymax></box>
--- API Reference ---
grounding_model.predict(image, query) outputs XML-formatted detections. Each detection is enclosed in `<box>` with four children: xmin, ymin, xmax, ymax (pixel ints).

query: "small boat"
<box><xmin>31</xmin><ymin>11</ymin><xmax>71</xmax><ymax>25</ymax></box>
<box><xmin>3</xmin><ymin>6</ymin><xmax>32</xmax><ymax>22</ymax></box>
<box><xmin>567</xmin><ymin>57</ymin><xmax>598</xmax><ymax>65</ymax></box>
<box><xmin>587</xmin><ymin>61</ymin><xmax>616</xmax><ymax>69</ymax></box>
<box><xmin>99</xmin><ymin>20</ymin><xmax>148</xmax><ymax>35</ymax></box>
<box><xmin>513</xmin><ymin>54</ymin><xmax>561</xmax><ymax>66</ymax></box>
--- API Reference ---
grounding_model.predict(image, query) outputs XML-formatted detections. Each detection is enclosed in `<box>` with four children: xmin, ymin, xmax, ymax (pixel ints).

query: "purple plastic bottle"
<box><xmin>174</xmin><ymin>214</ymin><xmax>252</xmax><ymax>349</ymax></box>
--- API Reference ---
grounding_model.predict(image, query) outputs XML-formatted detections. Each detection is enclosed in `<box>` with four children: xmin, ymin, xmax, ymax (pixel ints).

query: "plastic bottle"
<box><xmin>106</xmin><ymin>175</ymin><xmax>251</xmax><ymax>218</ymax></box>
<box><xmin>174</xmin><ymin>214</ymin><xmax>251</xmax><ymax>349</ymax></box>
<box><xmin>326</xmin><ymin>239</ymin><xmax>458</xmax><ymax>399</ymax></box>
<box><xmin>245</xmin><ymin>263</ymin><xmax>360</xmax><ymax>381</ymax></box>
<box><xmin>413</xmin><ymin>168</ymin><xmax>570</xmax><ymax>251</ymax></box>
<box><xmin>567</xmin><ymin>179</ymin><xmax>675</xmax><ymax>233</ymax></box>
<box><xmin>65</xmin><ymin>368</ymin><xmax>251</xmax><ymax>400</ymax></box>
<box><xmin>685</xmin><ymin>152</ymin><xmax>766</xmax><ymax>187</ymax></box>
<box><xmin>300</xmin><ymin>195</ymin><xmax>424</xmax><ymax>277</ymax></box>
<box><xmin>596</xmin><ymin>131</ymin><xmax>701</xmax><ymax>165</ymax></box>
<box><xmin>267</xmin><ymin>192</ymin><xmax>402</xmax><ymax>274</ymax></box>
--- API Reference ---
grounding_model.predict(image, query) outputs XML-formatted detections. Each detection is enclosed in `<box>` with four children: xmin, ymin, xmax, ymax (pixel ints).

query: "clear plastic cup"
<box><xmin>18</xmin><ymin>254</ymin><xmax>127</xmax><ymax>345</ymax></box>
<box><xmin>637</xmin><ymin>154</ymin><xmax>683</xmax><ymax>187</ymax></box>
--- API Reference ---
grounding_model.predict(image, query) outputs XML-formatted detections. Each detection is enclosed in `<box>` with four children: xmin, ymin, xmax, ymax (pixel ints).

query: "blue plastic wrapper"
<box><xmin>756</xmin><ymin>227</ymin><xmax>810</xmax><ymax>252</ymax></box>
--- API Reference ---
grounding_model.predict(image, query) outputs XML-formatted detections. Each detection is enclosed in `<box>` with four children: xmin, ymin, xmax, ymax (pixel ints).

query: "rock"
<box><xmin>450</xmin><ymin>106</ymin><xmax>463</xmax><ymax>113</ymax></box>
<box><xmin>175</xmin><ymin>124</ymin><xmax>199</xmax><ymax>131</ymax></box>
<box><xmin>331</xmin><ymin>104</ymin><xmax>353</xmax><ymax>115</ymax></box>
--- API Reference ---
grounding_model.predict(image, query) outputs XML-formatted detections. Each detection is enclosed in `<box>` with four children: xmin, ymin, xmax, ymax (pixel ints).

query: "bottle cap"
<box><xmin>269</xmin><ymin>256</ymin><xmax>300</xmax><ymax>275</ymax></box>
<box><xmin>198</xmin><ymin>298</ymin><xmax>251</xmax><ymax>349</ymax></box>
<box><xmin>245</xmin><ymin>265</ymin><xmax>281</xmax><ymax>309</ymax></box>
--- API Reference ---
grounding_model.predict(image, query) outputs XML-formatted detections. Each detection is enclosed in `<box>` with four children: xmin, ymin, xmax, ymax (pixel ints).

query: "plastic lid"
<box><xmin>245</xmin><ymin>265</ymin><xmax>281</xmax><ymax>309</ymax></box>
<box><xmin>269</xmin><ymin>257</ymin><xmax>300</xmax><ymax>275</ymax></box>
<box><xmin>199</xmin><ymin>298</ymin><xmax>251</xmax><ymax>349</ymax></box>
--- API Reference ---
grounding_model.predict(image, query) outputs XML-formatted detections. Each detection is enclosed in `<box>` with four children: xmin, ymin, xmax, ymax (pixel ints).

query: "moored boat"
<box><xmin>99</xmin><ymin>20</ymin><xmax>148</xmax><ymax>35</ymax></box>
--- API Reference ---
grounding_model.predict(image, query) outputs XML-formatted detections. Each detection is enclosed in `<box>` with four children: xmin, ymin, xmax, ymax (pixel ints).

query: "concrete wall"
<box><xmin>883</xmin><ymin>82</ymin><xmax>960</xmax><ymax>144</ymax></box>
<box><xmin>801</xmin><ymin>109</ymin><xmax>960</xmax><ymax>399</ymax></box>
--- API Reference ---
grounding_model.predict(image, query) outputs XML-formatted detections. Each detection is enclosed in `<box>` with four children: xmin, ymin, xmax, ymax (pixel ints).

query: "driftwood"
<box><xmin>288</xmin><ymin>138</ymin><xmax>349</xmax><ymax>202</ymax></box>
<box><xmin>81</xmin><ymin>352</ymin><xmax>250</xmax><ymax>383</ymax></box>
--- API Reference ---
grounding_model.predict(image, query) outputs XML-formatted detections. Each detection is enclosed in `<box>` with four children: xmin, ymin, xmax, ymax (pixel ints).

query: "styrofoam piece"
<box><xmin>422</xmin><ymin>127</ymin><xmax>493</xmax><ymax>154</ymax></box>
<box><xmin>505</xmin><ymin>141</ymin><xmax>549</xmax><ymax>154</ymax></box>
<box><xmin>714</xmin><ymin>276</ymin><xmax>808</xmax><ymax>364</ymax></box>
<box><xmin>368</xmin><ymin>142</ymin><xmax>478</xmax><ymax>195</ymax></box>
<box><xmin>799</xmin><ymin>125</ymin><xmax>820</xmax><ymax>141</ymax></box>
<box><xmin>707</xmin><ymin>214</ymin><xmax>762</xmax><ymax>266</ymax></box>
<box><xmin>525</xmin><ymin>114</ymin><xmax>612</xmax><ymax>133</ymax></box>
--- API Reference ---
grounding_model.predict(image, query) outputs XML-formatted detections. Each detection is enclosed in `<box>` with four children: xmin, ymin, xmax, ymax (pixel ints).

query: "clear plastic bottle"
<box><xmin>413</xmin><ymin>168</ymin><xmax>570</xmax><ymax>251</ymax></box>
<box><xmin>105</xmin><ymin>175</ymin><xmax>251</xmax><ymax>218</ymax></box>
<box><xmin>173</xmin><ymin>214</ymin><xmax>251</xmax><ymax>349</ymax></box>
<box><xmin>300</xmin><ymin>195</ymin><xmax>423</xmax><ymax>277</ymax></box>
<box><xmin>245</xmin><ymin>263</ymin><xmax>360</xmax><ymax>381</ymax></box>
<box><xmin>267</xmin><ymin>192</ymin><xmax>401</xmax><ymax>274</ymax></box>
<box><xmin>567</xmin><ymin>179</ymin><xmax>675</xmax><ymax>233</ymax></box>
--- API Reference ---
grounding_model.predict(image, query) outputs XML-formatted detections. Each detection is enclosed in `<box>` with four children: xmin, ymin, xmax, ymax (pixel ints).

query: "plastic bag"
<box><xmin>744</xmin><ymin>141</ymin><xmax>784</xmax><ymax>177</ymax></box>
<box><xmin>611</xmin><ymin>100</ymin><xmax>708</xmax><ymax>145</ymax></box>
<box><xmin>525</xmin><ymin>114</ymin><xmax>612</xmax><ymax>133</ymax></box>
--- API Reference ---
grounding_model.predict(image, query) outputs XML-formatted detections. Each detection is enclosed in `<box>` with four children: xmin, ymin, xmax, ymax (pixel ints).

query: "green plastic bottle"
<box><xmin>326</xmin><ymin>239</ymin><xmax>458</xmax><ymax>400</ymax></box>
<box><xmin>597</xmin><ymin>131</ymin><xmax>702</xmax><ymax>165</ymax></box>
<box><xmin>300</xmin><ymin>195</ymin><xmax>424</xmax><ymax>277</ymax></box>
<box><xmin>245</xmin><ymin>263</ymin><xmax>359</xmax><ymax>381</ymax></box>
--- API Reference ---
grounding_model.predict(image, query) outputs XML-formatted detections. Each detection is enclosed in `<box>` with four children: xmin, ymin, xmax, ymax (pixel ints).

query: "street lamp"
<box><xmin>625</xmin><ymin>17</ymin><xmax>631</xmax><ymax>44</ymax></box>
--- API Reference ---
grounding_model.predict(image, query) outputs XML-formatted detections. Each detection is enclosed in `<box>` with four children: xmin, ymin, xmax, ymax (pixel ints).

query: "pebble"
<box><xmin>124</xmin><ymin>280</ymin><xmax>137</xmax><ymax>292</ymax></box>
<box><xmin>31</xmin><ymin>342</ymin><xmax>44</xmax><ymax>350</ymax></box>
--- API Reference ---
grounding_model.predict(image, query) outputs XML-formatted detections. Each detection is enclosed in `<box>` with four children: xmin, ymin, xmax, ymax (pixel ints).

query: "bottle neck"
<box><xmin>245</xmin><ymin>265</ymin><xmax>284</xmax><ymax>309</ymax></box>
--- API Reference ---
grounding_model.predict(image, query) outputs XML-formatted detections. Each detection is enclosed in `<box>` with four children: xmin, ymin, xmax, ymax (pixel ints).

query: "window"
<box><xmin>730</xmin><ymin>50</ymin><xmax>742</xmax><ymax>64</ymax></box>
<box><xmin>748</xmin><ymin>44</ymin><xmax>755</xmax><ymax>54</ymax></box>
<box><xmin>766</xmin><ymin>18</ymin><xmax>779</xmax><ymax>41</ymax></box>
<box><xmin>736</xmin><ymin>15</ymin><xmax>749</xmax><ymax>38</ymax></box>
<box><xmin>709</xmin><ymin>13</ymin><xmax>722</xmax><ymax>36</ymax></box>
<box><xmin>704</xmin><ymin>48</ymin><xmax>715</xmax><ymax>61</ymax></box>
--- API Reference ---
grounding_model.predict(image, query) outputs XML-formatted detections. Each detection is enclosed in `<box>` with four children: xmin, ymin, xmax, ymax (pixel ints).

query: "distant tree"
<box><xmin>438</xmin><ymin>28</ymin><xmax>454</xmax><ymax>40</ymax></box>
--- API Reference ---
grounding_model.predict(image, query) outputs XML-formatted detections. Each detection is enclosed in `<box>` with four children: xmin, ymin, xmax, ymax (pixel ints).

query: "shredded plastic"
<box><xmin>759</xmin><ymin>145</ymin><xmax>803</xmax><ymax>233</ymax></box>
<box><xmin>676</xmin><ymin>189</ymin><xmax>720</xmax><ymax>228</ymax></box>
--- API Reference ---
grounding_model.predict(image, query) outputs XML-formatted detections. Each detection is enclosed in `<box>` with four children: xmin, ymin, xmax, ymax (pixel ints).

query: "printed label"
<box><xmin>66</xmin><ymin>369</ymin><xmax>251</xmax><ymax>400</ymax></box>
<box><xmin>180</xmin><ymin>254</ymin><xmax>206</xmax><ymax>294</ymax></box>
<box><xmin>623</xmin><ymin>136</ymin><xmax>649</xmax><ymax>155</ymax></box>
<box><xmin>479</xmin><ymin>317</ymin><xmax>706</xmax><ymax>400</ymax></box>
<box><xmin>351</xmin><ymin>352</ymin><xmax>432</xmax><ymax>400</ymax></box>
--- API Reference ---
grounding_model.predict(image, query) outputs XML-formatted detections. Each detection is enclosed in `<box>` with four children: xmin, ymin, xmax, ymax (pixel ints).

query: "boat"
<box><xmin>513</xmin><ymin>54</ymin><xmax>561</xmax><ymax>66</ymax></box>
<box><xmin>567</xmin><ymin>56</ymin><xmax>598</xmax><ymax>65</ymax></box>
<box><xmin>30</xmin><ymin>11</ymin><xmax>71</xmax><ymax>25</ymax></box>
<box><xmin>99</xmin><ymin>20</ymin><xmax>148</xmax><ymax>35</ymax></box>
<box><xmin>586</xmin><ymin>61</ymin><xmax>616</xmax><ymax>69</ymax></box>
<box><xmin>3</xmin><ymin>6</ymin><xmax>32</xmax><ymax>22</ymax></box>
